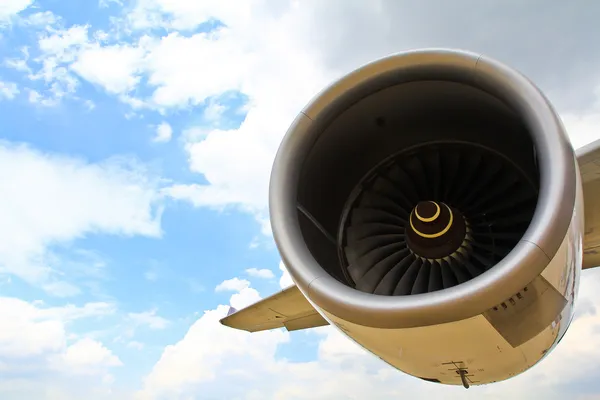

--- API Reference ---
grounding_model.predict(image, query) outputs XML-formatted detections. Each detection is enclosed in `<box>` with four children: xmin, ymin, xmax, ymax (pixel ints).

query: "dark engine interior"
<box><xmin>296</xmin><ymin>81</ymin><xmax>540</xmax><ymax>296</ymax></box>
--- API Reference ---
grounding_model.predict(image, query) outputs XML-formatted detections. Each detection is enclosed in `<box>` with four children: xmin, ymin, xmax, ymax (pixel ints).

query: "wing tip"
<box><xmin>219</xmin><ymin>306</ymin><xmax>238</xmax><ymax>327</ymax></box>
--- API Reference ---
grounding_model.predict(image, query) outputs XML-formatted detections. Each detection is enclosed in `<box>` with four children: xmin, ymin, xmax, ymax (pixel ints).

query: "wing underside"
<box><xmin>219</xmin><ymin>285</ymin><xmax>329</xmax><ymax>332</ymax></box>
<box><xmin>578</xmin><ymin>138</ymin><xmax>600</xmax><ymax>270</ymax></box>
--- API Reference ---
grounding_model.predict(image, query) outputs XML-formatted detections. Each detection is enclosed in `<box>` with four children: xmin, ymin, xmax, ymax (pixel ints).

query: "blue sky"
<box><xmin>3</xmin><ymin>1</ymin><xmax>600</xmax><ymax>399</ymax></box>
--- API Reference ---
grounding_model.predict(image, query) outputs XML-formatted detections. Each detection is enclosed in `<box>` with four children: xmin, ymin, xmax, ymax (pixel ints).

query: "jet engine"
<box><xmin>269</xmin><ymin>49</ymin><xmax>582</xmax><ymax>385</ymax></box>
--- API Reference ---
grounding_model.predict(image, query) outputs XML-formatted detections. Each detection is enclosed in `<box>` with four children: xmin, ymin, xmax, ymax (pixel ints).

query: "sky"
<box><xmin>2</xmin><ymin>0</ymin><xmax>600</xmax><ymax>399</ymax></box>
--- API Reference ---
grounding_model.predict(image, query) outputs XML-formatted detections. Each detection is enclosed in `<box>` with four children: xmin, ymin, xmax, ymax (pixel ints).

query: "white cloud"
<box><xmin>41</xmin><ymin>281</ymin><xmax>82</xmax><ymax>298</ymax></box>
<box><xmin>279</xmin><ymin>261</ymin><xmax>293</xmax><ymax>289</ymax></box>
<box><xmin>111</xmin><ymin>309</ymin><xmax>170</xmax><ymax>346</ymax></box>
<box><xmin>248</xmin><ymin>236</ymin><xmax>260</xmax><ymax>249</ymax></box>
<box><xmin>0</xmin><ymin>0</ymin><xmax>33</xmax><ymax>23</ymax></box>
<box><xmin>139</xmin><ymin>268</ymin><xmax>600</xmax><ymax>400</ymax></box>
<box><xmin>214</xmin><ymin>277</ymin><xmax>249</xmax><ymax>292</ymax></box>
<box><xmin>48</xmin><ymin>0</ymin><xmax>599</xmax><ymax>237</ymax></box>
<box><xmin>4</xmin><ymin>54</ymin><xmax>31</xmax><ymax>73</ymax></box>
<box><xmin>229</xmin><ymin>286</ymin><xmax>261</xmax><ymax>310</ymax></box>
<box><xmin>152</xmin><ymin>122</ymin><xmax>173</xmax><ymax>143</ymax></box>
<box><xmin>99</xmin><ymin>0</ymin><xmax>124</xmax><ymax>9</ymax></box>
<box><xmin>27</xmin><ymin>89</ymin><xmax>44</xmax><ymax>104</ymax></box>
<box><xmin>0</xmin><ymin>378</ymin><xmax>127</xmax><ymax>400</ymax></box>
<box><xmin>0</xmin><ymin>80</ymin><xmax>18</xmax><ymax>99</ymax></box>
<box><xmin>56</xmin><ymin>337</ymin><xmax>122</xmax><ymax>373</ymax></box>
<box><xmin>152</xmin><ymin>15</ymin><xmax>328</xmax><ymax>221</ymax></box>
<box><xmin>37</xmin><ymin>25</ymin><xmax>90</xmax><ymax>60</ymax></box>
<box><xmin>1</xmin><ymin>303</ymin><xmax>65</xmax><ymax>358</ymax></box>
<box><xmin>0</xmin><ymin>297</ymin><xmax>123</xmax><ymax>400</ymax></box>
<box><xmin>203</xmin><ymin>100</ymin><xmax>226</xmax><ymax>122</ymax></box>
<box><xmin>71</xmin><ymin>43</ymin><xmax>147</xmax><ymax>95</ymax></box>
<box><xmin>20</xmin><ymin>11</ymin><xmax>57</xmax><ymax>27</ymax></box>
<box><xmin>127</xmin><ymin>309</ymin><xmax>170</xmax><ymax>330</ymax></box>
<box><xmin>127</xmin><ymin>340</ymin><xmax>145</xmax><ymax>350</ymax></box>
<box><xmin>83</xmin><ymin>99</ymin><xmax>95</xmax><ymax>110</ymax></box>
<box><xmin>142</xmin><ymin>30</ymin><xmax>249</xmax><ymax>108</ymax></box>
<box><xmin>23</xmin><ymin>4</ymin><xmax>600</xmax><ymax>237</ymax></box>
<box><xmin>0</xmin><ymin>141</ymin><xmax>164</xmax><ymax>294</ymax></box>
<box><xmin>126</xmin><ymin>0</ymin><xmax>255</xmax><ymax>32</ymax></box>
<box><xmin>137</xmin><ymin>285</ymin><xmax>289</xmax><ymax>400</ymax></box>
<box><xmin>23</xmin><ymin>4</ymin><xmax>328</xmax><ymax>227</ymax></box>
<box><xmin>23</xmin><ymin>24</ymin><xmax>91</xmax><ymax>106</ymax></box>
<box><xmin>245</xmin><ymin>268</ymin><xmax>275</xmax><ymax>279</ymax></box>
<box><xmin>45</xmin><ymin>301</ymin><xmax>117</xmax><ymax>321</ymax></box>
<box><xmin>0</xmin><ymin>296</ymin><xmax>119</xmax><ymax>370</ymax></box>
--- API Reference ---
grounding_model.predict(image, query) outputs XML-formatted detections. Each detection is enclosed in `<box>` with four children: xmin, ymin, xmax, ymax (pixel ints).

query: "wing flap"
<box><xmin>577</xmin><ymin>138</ymin><xmax>600</xmax><ymax>269</ymax></box>
<box><xmin>219</xmin><ymin>285</ymin><xmax>329</xmax><ymax>332</ymax></box>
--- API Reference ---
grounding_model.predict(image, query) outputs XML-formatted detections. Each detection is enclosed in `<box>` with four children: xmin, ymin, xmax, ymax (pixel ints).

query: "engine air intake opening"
<box><xmin>296</xmin><ymin>80</ymin><xmax>540</xmax><ymax>297</ymax></box>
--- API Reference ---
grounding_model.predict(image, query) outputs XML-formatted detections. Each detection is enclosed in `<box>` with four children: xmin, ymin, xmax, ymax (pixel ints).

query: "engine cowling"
<box><xmin>270</xmin><ymin>49</ymin><xmax>582</xmax><ymax>385</ymax></box>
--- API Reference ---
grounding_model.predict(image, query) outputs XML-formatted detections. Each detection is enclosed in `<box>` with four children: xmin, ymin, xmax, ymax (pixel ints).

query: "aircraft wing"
<box><xmin>578</xmin><ymin>137</ymin><xmax>600</xmax><ymax>270</ymax></box>
<box><xmin>219</xmin><ymin>284</ymin><xmax>329</xmax><ymax>332</ymax></box>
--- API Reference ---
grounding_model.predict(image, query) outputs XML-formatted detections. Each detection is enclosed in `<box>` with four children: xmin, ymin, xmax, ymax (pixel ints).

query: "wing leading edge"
<box><xmin>578</xmin><ymin>137</ymin><xmax>600</xmax><ymax>270</ymax></box>
<box><xmin>219</xmin><ymin>285</ymin><xmax>329</xmax><ymax>332</ymax></box>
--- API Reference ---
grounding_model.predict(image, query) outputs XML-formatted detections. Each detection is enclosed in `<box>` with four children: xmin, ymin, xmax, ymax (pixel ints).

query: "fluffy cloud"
<box><xmin>12</xmin><ymin>1</ymin><xmax>593</xmax><ymax>229</ymax></box>
<box><xmin>229</xmin><ymin>286</ymin><xmax>261</xmax><ymax>310</ymax></box>
<box><xmin>0</xmin><ymin>141</ymin><xmax>164</xmax><ymax>295</ymax></box>
<box><xmin>0</xmin><ymin>0</ymin><xmax>33</xmax><ymax>23</ymax></box>
<box><xmin>0</xmin><ymin>80</ymin><xmax>19</xmax><ymax>99</ymax></box>
<box><xmin>71</xmin><ymin>43</ymin><xmax>147</xmax><ymax>95</ymax></box>
<box><xmin>279</xmin><ymin>261</ymin><xmax>293</xmax><ymax>289</ymax></box>
<box><xmin>56</xmin><ymin>337</ymin><xmax>122</xmax><ymax>373</ymax></box>
<box><xmin>127</xmin><ymin>309</ymin><xmax>170</xmax><ymax>330</ymax></box>
<box><xmin>112</xmin><ymin>309</ymin><xmax>171</xmax><ymax>344</ymax></box>
<box><xmin>127</xmin><ymin>340</ymin><xmax>145</xmax><ymax>350</ymax></box>
<box><xmin>0</xmin><ymin>297</ymin><xmax>113</xmax><ymax>358</ymax></box>
<box><xmin>19</xmin><ymin>2</ymin><xmax>329</xmax><ymax>223</ymax></box>
<box><xmin>214</xmin><ymin>277</ymin><xmax>250</xmax><ymax>292</ymax></box>
<box><xmin>26</xmin><ymin>24</ymin><xmax>88</xmax><ymax>104</ymax></box>
<box><xmin>125</xmin><ymin>0</ymin><xmax>255</xmax><ymax>32</ymax></box>
<box><xmin>137</xmin><ymin>267</ymin><xmax>600</xmax><ymax>400</ymax></box>
<box><xmin>152</xmin><ymin>122</ymin><xmax>173</xmax><ymax>143</ymax></box>
<box><xmin>19</xmin><ymin>10</ymin><xmax>57</xmax><ymax>27</ymax></box>
<box><xmin>137</xmin><ymin>284</ymin><xmax>290</xmax><ymax>400</ymax></box>
<box><xmin>245</xmin><ymin>267</ymin><xmax>275</xmax><ymax>279</ymax></box>
<box><xmin>28</xmin><ymin>0</ymin><xmax>600</xmax><ymax>230</ymax></box>
<box><xmin>0</xmin><ymin>296</ymin><xmax>121</xmax><ymax>399</ymax></box>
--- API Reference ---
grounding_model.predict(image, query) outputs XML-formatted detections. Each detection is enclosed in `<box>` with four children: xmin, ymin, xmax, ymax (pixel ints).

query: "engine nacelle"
<box><xmin>270</xmin><ymin>49</ymin><xmax>583</xmax><ymax>385</ymax></box>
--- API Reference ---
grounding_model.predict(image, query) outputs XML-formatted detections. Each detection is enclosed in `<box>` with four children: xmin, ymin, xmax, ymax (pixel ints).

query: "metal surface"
<box><xmin>220</xmin><ymin>285</ymin><xmax>328</xmax><ymax>332</ymax></box>
<box><xmin>269</xmin><ymin>49</ymin><xmax>576</xmax><ymax>329</ymax></box>
<box><xmin>576</xmin><ymin>139</ymin><xmax>600</xmax><ymax>269</ymax></box>
<box><xmin>482</xmin><ymin>275</ymin><xmax>567</xmax><ymax>347</ymax></box>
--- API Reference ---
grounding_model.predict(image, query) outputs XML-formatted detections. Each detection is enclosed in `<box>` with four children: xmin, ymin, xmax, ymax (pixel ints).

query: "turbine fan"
<box><xmin>338</xmin><ymin>142</ymin><xmax>539</xmax><ymax>296</ymax></box>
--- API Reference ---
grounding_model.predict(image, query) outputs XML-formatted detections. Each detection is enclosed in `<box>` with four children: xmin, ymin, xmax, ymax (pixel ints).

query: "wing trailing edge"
<box><xmin>219</xmin><ymin>284</ymin><xmax>329</xmax><ymax>332</ymax></box>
